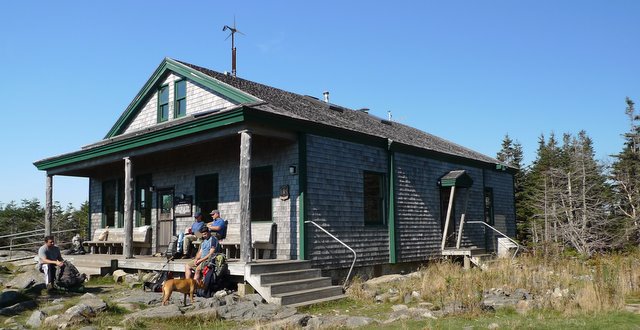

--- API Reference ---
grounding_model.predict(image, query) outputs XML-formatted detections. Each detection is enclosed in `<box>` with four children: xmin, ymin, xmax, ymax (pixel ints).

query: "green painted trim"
<box><xmin>298</xmin><ymin>132</ymin><xmax>307</xmax><ymax>260</ymax></box>
<box><xmin>35</xmin><ymin>108</ymin><xmax>245</xmax><ymax>170</ymax></box>
<box><xmin>105</xmin><ymin>58</ymin><xmax>258</xmax><ymax>138</ymax></box>
<box><xmin>387</xmin><ymin>147</ymin><xmax>397</xmax><ymax>264</ymax></box>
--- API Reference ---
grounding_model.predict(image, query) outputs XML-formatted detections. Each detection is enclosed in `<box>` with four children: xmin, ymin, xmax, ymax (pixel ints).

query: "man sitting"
<box><xmin>178</xmin><ymin>212</ymin><xmax>205</xmax><ymax>258</ymax></box>
<box><xmin>206</xmin><ymin>209</ymin><xmax>227</xmax><ymax>240</ymax></box>
<box><xmin>184</xmin><ymin>227</ymin><xmax>220</xmax><ymax>282</ymax></box>
<box><xmin>38</xmin><ymin>235</ymin><xmax>64</xmax><ymax>290</ymax></box>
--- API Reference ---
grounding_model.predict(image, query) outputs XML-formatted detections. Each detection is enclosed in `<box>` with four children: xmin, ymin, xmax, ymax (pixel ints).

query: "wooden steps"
<box><xmin>245</xmin><ymin>260</ymin><xmax>345</xmax><ymax>307</ymax></box>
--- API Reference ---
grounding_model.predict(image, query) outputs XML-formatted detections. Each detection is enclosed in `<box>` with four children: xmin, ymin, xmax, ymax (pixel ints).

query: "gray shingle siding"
<box><xmin>483</xmin><ymin>169</ymin><xmax>516</xmax><ymax>238</ymax></box>
<box><xmin>305</xmin><ymin>134</ymin><xmax>389</xmax><ymax>269</ymax></box>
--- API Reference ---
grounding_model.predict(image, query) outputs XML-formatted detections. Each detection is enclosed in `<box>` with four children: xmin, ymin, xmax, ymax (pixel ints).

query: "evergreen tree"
<box><xmin>496</xmin><ymin>134</ymin><xmax>526</xmax><ymax>241</ymax></box>
<box><xmin>611</xmin><ymin>97</ymin><xmax>640</xmax><ymax>247</ymax></box>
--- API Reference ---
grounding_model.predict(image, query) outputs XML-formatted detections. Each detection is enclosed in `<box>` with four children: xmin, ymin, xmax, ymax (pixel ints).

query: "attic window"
<box><xmin>157</xmin><ymin>85</ymin><xmax>169</xmax><ymax>122</ymax></box>
<box><xmin>174</xmin><ymin>80</ymin><xmax>186</xmax><ymax>118</ymax></box>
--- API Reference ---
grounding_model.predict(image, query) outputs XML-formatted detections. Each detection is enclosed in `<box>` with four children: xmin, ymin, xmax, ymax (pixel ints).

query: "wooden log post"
<box><xmin>239</xmin><ymin>130</ymin><xmax>253</xmax><ymax>263</ymax></box>
<box><xmin>45</xmin><ymin>174</ymin><xmax>53</xmax><ymax>237</ymax></box>
<box><xmin>123</xmin><ymin>157</ymin><xmax>134</xmax><ymax>258</ymax></box>
<box><xmin>441</xmin><ymin>186</ymin><xmax>456</xmax><ymax>250</ymax></box>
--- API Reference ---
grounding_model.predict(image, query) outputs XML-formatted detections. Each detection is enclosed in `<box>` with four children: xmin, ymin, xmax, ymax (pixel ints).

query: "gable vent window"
<box><xmin>157</xmin><ymin>85</ymin><xmax>169</xmax><ymax>122</ymax></box>
<box><xmin>174</xmin><ymin>80</ymin><xmax>186</xmax><ymax>118</ymax></box>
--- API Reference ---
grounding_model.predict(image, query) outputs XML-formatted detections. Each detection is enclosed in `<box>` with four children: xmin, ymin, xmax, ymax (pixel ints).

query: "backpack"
<box><xmin>143</xmin><ymin>271</ymin><xmax>173</xmax><ymax>292</ymax></box>
<box><xmin>55</xmin><ymin>261</ymin><xmax>87</xmax><ymax>289</ymax></box>
<box><xmin>165</xmin><ymin>235</ymin><xmax>180</xmax><ymax>260</ymax></box>
<box><xmin>218</xmin><ymin>220</ymin><xmax>228</xmax><ymax>240</ymax></box>
<box><xmin>196</xmin><ymin>253</ymin><xmax>229</xmax><ymax>298</ymax></box>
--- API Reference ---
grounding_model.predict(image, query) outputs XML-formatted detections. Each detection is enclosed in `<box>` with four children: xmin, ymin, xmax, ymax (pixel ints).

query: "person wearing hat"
<box><xmin>179</xmin><ymin>211</ymin><xmax>205</xmax><ymax>258</ymax></box>
<box><xmin>206</xmin><ymin>209</ymin><xmax>227</xmax><ymax>240</ymax></box>
<box><xmin>184</xmin><ymin>226</ymin><xmax>219</xmax><ymax>281</ymax></box>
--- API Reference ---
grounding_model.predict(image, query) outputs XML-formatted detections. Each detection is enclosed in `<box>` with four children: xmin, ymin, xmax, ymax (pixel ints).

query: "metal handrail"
<box><xmin>305</xmin><ymin>221</ymin><xmax>357</xmax><ymax>289</ymax></box>
<box><xmin>2</xmin><ymin>228</ymin><xmax>80</xmax><ymax>259</ymax></box>
<box><xmin>466</xmin><ymin>221</ymin><xmax>520</xmax><ymax>260</ymax></box>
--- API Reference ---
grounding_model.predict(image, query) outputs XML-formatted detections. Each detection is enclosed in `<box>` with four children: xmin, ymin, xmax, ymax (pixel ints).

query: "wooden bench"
<box><xmin>220</xmin><ymin>222</ymin><xmax>276</xmax><ymax>259</ymax></box>
<box><xmin>83</xmin><ymin>225</ymin><xmax>152</xmax><ymax>255</ymax></box>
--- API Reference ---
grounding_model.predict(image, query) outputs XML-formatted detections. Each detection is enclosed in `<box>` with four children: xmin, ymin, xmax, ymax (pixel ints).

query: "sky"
<box><xmin>1</xmin><ymin>1</ymin><xmax>639</xmax><ymax>208</ymax></box>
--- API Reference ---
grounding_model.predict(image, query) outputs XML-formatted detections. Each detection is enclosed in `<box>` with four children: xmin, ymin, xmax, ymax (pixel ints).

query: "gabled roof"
<box><xmin>36</xmin><ymin>57</ymin><xmax>512</xmax><ymax>172</ymax></box>
<box><xmin>177</xmin><ymin>60</ymin><xmax>503</xmax><ymax>166</ymax></box>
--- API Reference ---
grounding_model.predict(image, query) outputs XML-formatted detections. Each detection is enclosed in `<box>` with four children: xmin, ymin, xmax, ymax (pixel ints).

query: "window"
<box><xmin>196</xmin><ymin>174</ymin><xmax>219</xmax><ymax>222</ymax></box>
<box><xmin>364</xmin><ymin>171</ymin><xmax>385</xmax><ymax>226</ymax></box>
<box><xmin>174</xmin><ymin>80</ymin><xmax>186</xmax><ymax>118</ymax></box>
<box><xmin>136</xmin><ymin>174</ymin><xmax>152</xmax><ymax>226</ymax></box>
<box><xmin>484</xmin><ymin>188</ymin><xmax>494</xmax><ymax>226</ymax></box>
<box><xmin>102</xmin><ymin>180</ymin><xmax>116</xmax><ymax>228</ymax></box>
<box><xmin>251</xmin><ymin>166</ymin><xmax>273</xmax><ymax>222</ymax></box>
<box><xmin>158</xmin><ymin>85</ymin><xmax>169</xmax><ymax>122</ymax></box>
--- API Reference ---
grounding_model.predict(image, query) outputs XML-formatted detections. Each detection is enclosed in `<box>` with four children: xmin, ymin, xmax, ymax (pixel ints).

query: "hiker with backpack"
<box><xmin>37</xmin><ymin>235</ymin><xmax>64</xmax><ymax>290</ymax></box>
<box><xmin>184</xmin><ymin>227</ymin><xmax>221</xmax><ymax>282</ymax></box>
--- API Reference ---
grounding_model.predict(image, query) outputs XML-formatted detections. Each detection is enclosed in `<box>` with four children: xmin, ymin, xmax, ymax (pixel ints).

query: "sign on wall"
<box><xmin>174</xmin><ymin>195</ymin><xmax>193</xmax><ymax>217</ymax></box>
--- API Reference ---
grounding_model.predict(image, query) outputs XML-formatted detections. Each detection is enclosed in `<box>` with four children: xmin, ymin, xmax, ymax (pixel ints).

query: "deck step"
<box><xmin>273</xmin><ymin>286</ymin><xmax>345</xmax><ymax>306</ymax></box>
<box><xmin>258</xmin><ymin>269</ymin><xmax>321</xmax><ymax>285</ymax></box>
<box><xmin>247</xmin><ymin>260</ymin><xmax>311</xmax><ymax>274</ymax></box>
<box><xmin>265</xmin><ymin>277</ymin><xmax>332</xmax><ymax>295</ymax></box>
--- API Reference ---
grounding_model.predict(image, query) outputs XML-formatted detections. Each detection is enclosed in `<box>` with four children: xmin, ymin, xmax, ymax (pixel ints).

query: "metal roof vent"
<box><xmin>358</xmin><ymin>108</ymin><xmax>370</xmax><ymax>114</ymax></box>
<box><xmin>323</xmin><ymin>91</ymin><xmax>330</xmax><ymax>103</ymax></box>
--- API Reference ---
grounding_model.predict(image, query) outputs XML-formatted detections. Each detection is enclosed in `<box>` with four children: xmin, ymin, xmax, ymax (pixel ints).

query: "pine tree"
<box><xmin>611</xmin><ymin>97</ymin><xmax>640</xmax><ymax>247</ymax></box>
<box><xmin>496</xmin><ymin>134</ymin><xmax>526</xmax><ymax>241</ymax></box>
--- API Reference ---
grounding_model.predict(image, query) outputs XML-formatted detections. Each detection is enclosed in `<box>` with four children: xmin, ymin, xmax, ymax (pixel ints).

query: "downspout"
<box><xmin>298</xmin><ymin>133</ymin><xmax>307</xmax><ymax>260</ymax></box>
<box><xmin>387</xmin><ymin>139</ymin><xmax>397</xmax><ymax>263</ymax></box>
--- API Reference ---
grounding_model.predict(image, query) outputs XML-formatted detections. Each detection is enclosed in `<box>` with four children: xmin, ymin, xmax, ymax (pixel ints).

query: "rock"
<box><xmin>114</xmin><ymin>291</ymin><xmax>160</xmax><ymax>305</ymax></box>
<box><xmin>305</xmin><ymin>315</ymin><xmax>376</xmax><ymax>329</ymax></box>
<box><xmin>0</xmin><ymin>300</ymin><xmax>37</xmax><ymax>316</ymax></box>
<box><xmin>5</xmin><ymin>267</ymin><xmax>41</xmax><ymax>289</ymax></box>
<box><xmin>41</xmin><ymin>304</ymin><xmax>65</xmax><ymax>314</ymax></box>
<box><xmin>363</xmin><ymin>274</ymin><xmax>406</xmax><ymax>288</ymax></box>
<box><xmin>516</xmin><ymin>300</ymin><xmax>530</xmax><ymax>314</ymax></box>
<box><xmin>116</xmin><ymin>303</ymin><xmax>140</xmax><ymax>312</ymax></box>
<box><xmin>183</xmin><ymin>306</ymin><xmax>219</xmax><ymax>320</ymax></box>
<box><xmin>79</xmin><ymin>293</ymin><xmax>107</xmax><ymax>313</ymax></box>
<box><xmin>488</xmin><ymin>322</ymin><xmax>500</xmax><ymax>329</ymax></box>
<box><xmin>122</xmin><ymin>304</ymin><xmax>183</xmax><ymax>324</ymax></box>
<box><xmin>0</xmin><ymin>290</ymin><xmax>22</xmax><ymax>308</ymax></box>
<box><xmin>27</xmin><ymin>310</ymin><xmax>46</xmax><ymax>328</ymax></box>
<box><xmin>391</xmin><ymin>304</ymin><xmax>409</xmax><ymax>312</ymax></box>
<box><xmin>625</xmin><ymin>303</ymin><xmax>640</xmax><ymax>314</ymax></box>
<box><xmin>345</xmin><ymin>316</ymin><xmax>376</xmax><ymax>328</ymax></box>
<box><xmin>404</xmin><ymin>293</ymin><xmax>413</xmax><ymax>304</ymax></box>
<box><xmin>375</xmin><ymin>293</ymin><xmax>390</xmax><ymax>303</ymax></box>
<box><xmin>259</xmin><ymin>313</ymin><xmax>310</xmax><ymax>329</ymax></box>
<box><xmin>113</xmin><ymin>270</ymin><xmax>128</xmax><ymax>283</ymax></box>
<box><xmin>64</xmin><ymin>303</ymin><xmax>95</xmax><ymax>326</ymax></box>
<box><xmin>214</xmin><ymin>290</ymin><xmax>228</xmax><ymax>298</ymax></box>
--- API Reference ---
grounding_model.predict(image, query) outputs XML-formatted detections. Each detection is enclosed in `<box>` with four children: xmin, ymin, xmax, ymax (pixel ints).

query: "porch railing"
<box><xmin>305</xmin><ymin>221</ymin><xmax>357</xmax><ymax>290</ymax></box>
<box><xmin>0</xmin><ymin>228</ymin><xmax>79</xmax><ymax>260</ymax></box>
<box><xmin>465</xmin><ymin>221</ymin><xmax>520</xmax><ymax>260</ymax></box>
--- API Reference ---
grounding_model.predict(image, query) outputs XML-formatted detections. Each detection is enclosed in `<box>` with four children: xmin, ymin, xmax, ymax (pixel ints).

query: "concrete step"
<box><xmin>265</xmin><ymin>277</ymin><xmax>332</xmax><ymax>295</ymax></box>
<box><xmin>259</xmin><ymin>269</ymin><xmax>321</xmax><ymax>285</ymax></box>
<box><xmin>274</xmin><ymin>286</ymin><xmax>344</xmax><ymax>306</ymax></box>
<box><xmin>248</xmin><ymin>260</ymin><xmax>311</xmax><ymax>274</ymax></box>
<box><xmin>285</xmin><ymin>294</ymin><xmax>348</xmax><ymax>308</ymax></box>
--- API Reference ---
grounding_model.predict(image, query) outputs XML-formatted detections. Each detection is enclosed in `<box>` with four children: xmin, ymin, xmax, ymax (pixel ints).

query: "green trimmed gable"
<box><xmin>105</xmin><ymin>58</ymin><xmax>259</xmax><ymax>139</ymax></box>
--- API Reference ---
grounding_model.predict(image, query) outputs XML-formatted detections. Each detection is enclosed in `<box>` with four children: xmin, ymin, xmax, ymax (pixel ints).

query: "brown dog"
<box><xmin>161</xmin><ymin>278</ymin><xmax>205</xmax><ymax>306</ymax></box>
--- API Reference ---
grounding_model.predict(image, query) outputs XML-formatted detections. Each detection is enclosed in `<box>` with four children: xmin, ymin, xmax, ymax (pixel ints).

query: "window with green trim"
<box><xmin>102</xmin><ymin>180</ymin><xmax>116</xmax><ymax>228</ymax></box>
<box><xmin>158</xmin><ymin>85</ymin><xmax>169</xmax><ymax>122</ymax></box>
<box><xmin>364</xmin><ymin>171</ymin><xmax>386</xmax><ymax>226</ymax></box>
<box><xmin>251</xmin><ymin>166</ymin><xmax>273</xmax><ymax>222</ymax></box>
<box><xmin>174</xmin><ymin>80</ymin><xmax>186</xmax><ymax>118</ymax></box>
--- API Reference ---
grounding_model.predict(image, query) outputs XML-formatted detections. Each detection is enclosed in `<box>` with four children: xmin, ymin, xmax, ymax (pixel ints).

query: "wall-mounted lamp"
<box><xmin>149</xmin><ymin>186</ymin><xmax>156</xmax><ymax>192</ymax></box>
<box><xmin>180</xmin><ymin>194</ymin><xmax>186</xmax><ymax>200</ymax></box>
<box><xmin>289</xmin><ymin>165</ymin><xmax>297</xmax><ymax>175</ymax></box>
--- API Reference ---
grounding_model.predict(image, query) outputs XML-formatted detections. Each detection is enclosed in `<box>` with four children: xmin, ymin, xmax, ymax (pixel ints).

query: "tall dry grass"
<box><xmin>350</xmin><ymin>251</ymin><xmax>640</xmax><ymax>315</ymax></box>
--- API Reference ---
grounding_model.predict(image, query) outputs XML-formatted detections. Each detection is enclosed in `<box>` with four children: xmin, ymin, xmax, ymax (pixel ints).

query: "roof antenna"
<box><xmin>223</xmin><ymin>16</ymin><xmax>244</xmax><ymax>77</ymax></box>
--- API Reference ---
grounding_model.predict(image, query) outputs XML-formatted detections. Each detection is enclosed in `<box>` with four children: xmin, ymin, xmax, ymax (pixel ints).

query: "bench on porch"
<box><xmin>83</xmin><ymin>225</ymin><xmax>152</xmax><ymax>255</ymax></box>
<box><xmin>220</xmin><ymin>222</ymin><xmax>277</xmax><ymax>259</ymax></box>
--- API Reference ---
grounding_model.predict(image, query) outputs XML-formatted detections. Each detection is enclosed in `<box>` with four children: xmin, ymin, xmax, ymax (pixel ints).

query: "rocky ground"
<box><xmin>2</xmin><ymin>251</ymin><xmax>639</xmax><ymax>329</ymax></box>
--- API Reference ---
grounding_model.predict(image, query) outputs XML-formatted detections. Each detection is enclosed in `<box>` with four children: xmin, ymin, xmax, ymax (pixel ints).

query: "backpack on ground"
<box><xmin>55</xmin><ymin>261</ymin><xmax>87</xmax><ymax>289</ymax></box>
<box><xmin>196</xmin><ymin>253</ymin><xmax>229</xmax><ymax>298</ymax></box>
<box><xmin>165</xmin><ymin>235</ymin><xmax>181</xmax><ymax>260</ymax></box>
<box><xmin>143</xmin><ymin>270</ymin><xmax>173</xmax><ymax>292</ymax></box>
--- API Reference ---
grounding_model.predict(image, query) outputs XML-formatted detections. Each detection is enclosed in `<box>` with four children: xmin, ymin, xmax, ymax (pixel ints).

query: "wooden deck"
<box><xmin>62</xmin><ymin>254</ymin><xmax>251</xmax><ymax>277</ymax></box>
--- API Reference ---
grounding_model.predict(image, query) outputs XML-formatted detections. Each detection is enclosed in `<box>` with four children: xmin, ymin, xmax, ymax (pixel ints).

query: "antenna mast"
<box><xmin>223</xmin><ymin>18</ymin><xmax>243</xmax><ymax>77</ymax></box>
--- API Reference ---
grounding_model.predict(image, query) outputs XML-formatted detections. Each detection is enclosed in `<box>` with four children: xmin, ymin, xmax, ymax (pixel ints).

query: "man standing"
<box><xmin>206</xmin><ymin>209</ymin><xmax>227</xmax><ymax>240</ymax></box>
<box><xmin>38</xmin><ymin>236</ymin><xmax>64</xmax><ymax>290</ymax></box>
<box><xmin>184</xmin><ymin>227</ymin><xmax>218</xmax><ymax>281</ymax></box>
<box><xmin>179</xmin><ymin>212</ymin><xmax>206</xmax><ymax>258</ymax></box>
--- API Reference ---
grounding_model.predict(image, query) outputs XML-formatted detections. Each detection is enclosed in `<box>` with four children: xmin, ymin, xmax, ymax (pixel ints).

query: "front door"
<box><xmin>484</xmin><ymin>188</ymin><xmax>495</xmax><ymax>251</ymax></box>
<box><xmin>157</xmin><ymin>189</ymin><xmax>174</xmax><ymax>251</ymax></box>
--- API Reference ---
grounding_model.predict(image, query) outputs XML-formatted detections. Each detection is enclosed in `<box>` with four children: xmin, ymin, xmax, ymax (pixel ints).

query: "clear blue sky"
<box><xmin>1</xmin><ymin>1</ymin><xmax>638</xmax><ymax>208</ymax></box>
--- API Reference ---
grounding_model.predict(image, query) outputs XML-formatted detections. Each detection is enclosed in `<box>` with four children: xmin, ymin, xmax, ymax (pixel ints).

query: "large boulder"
<box><xmin>26</xmin><ymin>310</ymin><xmax>47</xmax><ymax>328</ymax></box>
<box><xmin>4</xmin><ymin>267</ymin><xmax>42</xmax><ymax>290</ymax></box>
<box><xmin>122</xmin><ymin>304</ymin><xmax>183</xmax><ymax>325</ymax></box>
